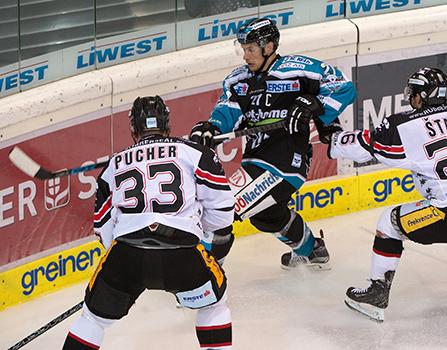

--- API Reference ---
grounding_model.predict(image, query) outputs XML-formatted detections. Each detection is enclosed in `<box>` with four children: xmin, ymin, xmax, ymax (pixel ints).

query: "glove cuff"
<box><xmin>293</xmin><ymin>94</ymin><xmax>324</xmax><ymax>116</ymax></box>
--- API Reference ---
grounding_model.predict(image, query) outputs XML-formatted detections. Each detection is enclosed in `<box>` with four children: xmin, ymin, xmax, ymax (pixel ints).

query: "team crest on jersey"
<box><xmin>228</xmin><ymin>167</ymin><xmax>253</xmax><ymax>188</ymax></box>
<box><xmin>266</xmin><ymin>80</ymin><xmax>300</xmax><ymax>93</ymax></box>
<box><xmin>234</xmin><ymin>83</ymin><xmax>249</xmax><ymax>96</ymax></box>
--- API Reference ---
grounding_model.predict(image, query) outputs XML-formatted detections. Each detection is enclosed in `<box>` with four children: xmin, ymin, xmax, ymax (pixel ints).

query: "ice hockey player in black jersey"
<box><xmin>62</xmin><ymin>96</ymin><xmax>235</xmax><ymax>349</ymax></box>
<box><xmin>190</xmin><ymin>18</ymin><xmax>356</xmax><ymax>270</ymax></box>
<box><xmin>328</xmin><ymin>67</ymin><xmax>447</xmax><ymax>322</ymax></box>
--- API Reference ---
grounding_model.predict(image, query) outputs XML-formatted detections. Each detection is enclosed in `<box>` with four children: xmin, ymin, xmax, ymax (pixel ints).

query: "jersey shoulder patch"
<box><xmin>273</xmin><ymin>55</ymin><xmax>315</xmax><ymax>72</ymax></box>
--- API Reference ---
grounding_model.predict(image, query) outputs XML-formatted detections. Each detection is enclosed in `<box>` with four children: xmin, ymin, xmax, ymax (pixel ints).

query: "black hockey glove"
<box><xmin>286</xmin><ymin>94</ymin><xmax>324</xmax><ymax>146</ymax></box>
<box><xmin>189</xmin><ymin>121</ymin><xmax>222</xmax><ymax>148</ymax></box>
<box><xmin>210</xmin><ymin>225</ymin><xmax>235</xmax><ymax>265</ymax></box>
<box><xmin>313</xmin><ymin>117</ymin><xmax>343</xmax><ymax>144</ymax></box>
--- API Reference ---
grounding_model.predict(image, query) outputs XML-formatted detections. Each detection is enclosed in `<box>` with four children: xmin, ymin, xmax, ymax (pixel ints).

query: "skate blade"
<box><xmin>344</xmin><ymin>298</ymin><xmax>384</xmax><ymax>323</ymax></box>
<box><xmin>280</xmin><ymin>261</ymin><xmax>331</xmax><ymax>271</ymax></box>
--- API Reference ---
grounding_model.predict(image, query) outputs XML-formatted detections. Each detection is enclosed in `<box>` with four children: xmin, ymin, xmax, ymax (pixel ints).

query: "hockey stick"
<box><xmin>8</xmin><ymin>147</ymin><xmax>109</xmax><ymax>180</ymax></box>
<box><xmin>7</xmin><ymin>301</ymin><xmax>83</xmax><ymax>350</ymax></box>
<box><xmin>213</xmin><ymin>120</ymin><xmax>286</xmax><ymax>144</ymax></box>
<box><xmin>9</xmin><ymin>121</ymin><xmax>286</xmax><ymax>180</ymax></box>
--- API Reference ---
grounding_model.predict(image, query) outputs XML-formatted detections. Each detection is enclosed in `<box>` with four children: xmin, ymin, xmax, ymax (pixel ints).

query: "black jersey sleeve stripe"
<box><xmin>215</xmin><ymin>206</ymin><xmax>235</xmax><ymax>212</ymax></box>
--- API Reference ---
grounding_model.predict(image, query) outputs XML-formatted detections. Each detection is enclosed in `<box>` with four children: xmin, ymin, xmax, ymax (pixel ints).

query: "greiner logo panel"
<box><xmin>372</xmin><ymin>174</ymin><xmax>414</xmax><ymax>202</ymax></box>
<box><xmin>20</xmin><ymin>247</ymin><xmax>102</xmax><ymax>296</ymax></box>
<box><xmin>289</xmin><ymin>186</ymin><xmax>343</xmax><ymax>212</ymax></box>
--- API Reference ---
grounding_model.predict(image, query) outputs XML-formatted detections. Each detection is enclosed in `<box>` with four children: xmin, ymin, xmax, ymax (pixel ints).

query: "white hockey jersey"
<box><xmin>330</xmin><ymin>104</ymin><xmax>447</xmax><ymax>208</ymax></box>
<box><xmin>93</xmin><ymin>135</ymin><xmax>235</xmax><ymax>248</ymax></box>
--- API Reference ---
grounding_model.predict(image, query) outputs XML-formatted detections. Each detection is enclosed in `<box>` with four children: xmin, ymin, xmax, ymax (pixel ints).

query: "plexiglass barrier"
<box><xmin>0</xmin><ymin>0</ymin><xmax>444</xmax><ymax>98</ymax></box>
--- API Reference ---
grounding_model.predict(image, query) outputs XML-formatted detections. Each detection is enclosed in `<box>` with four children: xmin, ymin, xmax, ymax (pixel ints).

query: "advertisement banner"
<box><xmin>354</xmin><ymin>53</ymin><xmax>447</xmax><ymax>131</ymax></box>
<box><xmin>0</xmin><ymin>86</ymin><xmax>337</xmax><ymax>267</ymax></box>
<box><xmin>0</xmin><ymin>240</ymin><xmax>104</xmax><ymax>311</ymax></box>
<box><xmin>176</xmin><ymin>1</ymin><xmax>334</xmax><ymax>49</ymax></box>
<box><xmin>326</xmin><ymin>0</ymin><xmax>443</xmax><ymax>19</ymax></box>
<box><xmin>0</xmin><ymin>25</ymin><xmax>176</xmax><ymax>98</ymax></box>
<box><xmin>0</xmin><ymin>167</ymin><xmax>424</xmax><ymax>310</ymax></box>
<box><xmin>357</xmin><ymin>169</ymin><xmax>421</xmax><ymax>210</ymax></box>
<box><xmin>0</xmin><ymin>118</ymin><xmax>112</xmax><ymax>266</ymax></box>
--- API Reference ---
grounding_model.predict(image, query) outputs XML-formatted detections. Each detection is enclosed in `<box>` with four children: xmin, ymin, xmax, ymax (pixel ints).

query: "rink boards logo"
<box><xmin>0</xmin><ymin>62</ymin><xmax>48</xmax><ymax>94</ymax></box>
<box><xmin>197</xmin><ymin>11</ymin><xmax>294</xmax><ymax>42</ymax></box>
<box><xmin>20</xmin><ymin>246</ymin><xmax>102</xmax><ymax>296</ymax></box>
<box><xmin>176</xmin><ymin>281</ymin><xmax>217</xmax><ymax>308</ymax></box>
<box><xmin>370</xmin><ymin>173</ymin><xmax>415</xmax><ymax>203</ymax></box>
<box><xmin>44</xmin><ymin>175</ymin><xmax>70</xmax><ymax>210</ymax></box>
<box><xmin>76</xmin><ymin>33</ymin><xmax>168</xmax><ymax>69</ymax></box>
<box><xmin>289</xmin><ymin>186</ymin><xmax>344</xmax><ymax>212</ymax></box>
<box><xmin>325</xmin><ymin>0</ymin><xmax>423</xmax><ymax>18</ymax></box>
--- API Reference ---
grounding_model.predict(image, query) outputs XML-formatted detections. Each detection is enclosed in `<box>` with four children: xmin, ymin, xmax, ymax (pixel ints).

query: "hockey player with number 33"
<box><xmin>62</xmin><ymin>96</ymin><xmax>235</xmax><ymax>349</ymax></box>
<box><xmin>190</xmin><ymin>18</ymin><xmax>356</xmax><ymax>270</ymax></box>
<box><xmin>327</xmin><ymin>67</ymin><xmax>447</xmax><ymax>322</ymax></box>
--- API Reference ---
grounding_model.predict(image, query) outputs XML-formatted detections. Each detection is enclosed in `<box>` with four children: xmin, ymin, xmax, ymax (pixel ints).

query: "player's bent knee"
<box><xmin>82</xmin><ymin>303</ymin><xmax>116</xmax><ymax>329</ymax></box>
<box><xmin>377</xmin><ymin>207</ymin><xmax>403</xmax><ymax>240</ymax></box>
<box><xmin>85</xmin><ymin>277</ymin><xmax>134</xmax><ymax>320</ymax></box>
<box><xmin>249</xmin><ymin>205</ymin><xmax>291</xmax><ymax>233</ymax></box>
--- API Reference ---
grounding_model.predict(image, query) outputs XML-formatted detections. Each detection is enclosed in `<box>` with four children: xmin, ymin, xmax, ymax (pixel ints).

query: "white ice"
<box><xmin>2</xmin><ymin>206</ymin><xmax>447</xmax><ymax>350</ymax></box>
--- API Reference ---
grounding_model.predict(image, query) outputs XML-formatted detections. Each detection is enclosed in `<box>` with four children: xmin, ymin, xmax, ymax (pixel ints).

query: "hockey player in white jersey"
<box><xmin>190</xmin><ymin>18</ymin><xmax>356</xmax><ymax>270</ymax></box>
<box><xmin>62</xmin><ymin>96</ymin><xmax>235</xmax><ymax>349</ymax></box>
<box><xmin>327</xmin><ymin>67</ymin><xmax>447</xmax><ymax>322</ymax></box>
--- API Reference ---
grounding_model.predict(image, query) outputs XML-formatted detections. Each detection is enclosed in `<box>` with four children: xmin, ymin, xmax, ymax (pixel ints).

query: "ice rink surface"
<box><xmin>2</xmin><ymin>206</ymin><xmax>447</xmax><ymax>350</ymax></box>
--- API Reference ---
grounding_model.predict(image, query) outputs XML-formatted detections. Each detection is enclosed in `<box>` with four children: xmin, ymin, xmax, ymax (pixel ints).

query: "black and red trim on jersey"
<box><xmin>195</xmin><ymin>167</ymin><xmax>231</xmax><ymax>191</ymax></box>
<box><xmin>359</xmin><ymin>130</ymin><xmax>406</xmax><ymax>160</ymax></box>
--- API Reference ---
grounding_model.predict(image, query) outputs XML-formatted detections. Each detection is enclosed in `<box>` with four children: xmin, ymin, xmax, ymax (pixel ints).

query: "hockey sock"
<box><xmin>63</xmin><ymin>304</ymin><xmax>114</xmax><ymax>350</ymax></box>
<box><xmin>293</xmin><ymin>228</ymin><xmax>315</xmax><ymax>257</ymax></box>
<box><xmin>196</xmin><ymin>295</ymin><xmax>232</xmax><ymax>349</ymax></box>
<box><xmin>63</xmin><ymin>332</ymin><xmax>100</xmax><ymax>350</ymax></box>
<box><xmin>370</xmin><ymin>235</ymin><xmax>403</xmax><ymax>280</ymax></box>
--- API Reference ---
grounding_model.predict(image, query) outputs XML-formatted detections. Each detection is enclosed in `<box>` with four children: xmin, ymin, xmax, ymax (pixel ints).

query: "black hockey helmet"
<box><xmin>236</xmin><ymin>18</ymin><xmax>280</xmax><ymax>51</ymax></box>
<box><xmin>129</xmin><ymin>95</ymin><xmax>170</xmax><ymax>137</ymax></box>
<box><xmin>404</xmin><ymin>67</ymin><xmax>447</xmax><ymax>107</ymax></box>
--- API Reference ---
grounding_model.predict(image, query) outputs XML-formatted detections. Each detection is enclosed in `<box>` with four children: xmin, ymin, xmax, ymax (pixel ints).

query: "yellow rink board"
<box><xmin>0</xmin><ymin>168</ymin><xmax>423</xmax><ymax>311</ymax></box>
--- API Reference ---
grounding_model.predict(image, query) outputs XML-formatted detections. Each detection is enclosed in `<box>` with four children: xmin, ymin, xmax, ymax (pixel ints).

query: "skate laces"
<box><xmin>290</xmin><ymin>252</ymin><xmax>310</xmax><ymax>264</ymax></box>
<box><xmin>351</xmin><ymin>280</ymin><xmax>373</xmax><ymax>294</ymax></box>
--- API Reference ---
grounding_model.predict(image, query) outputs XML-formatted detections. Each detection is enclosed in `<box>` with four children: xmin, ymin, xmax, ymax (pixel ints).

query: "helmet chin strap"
<box><xmin>255</xmin><ymin>47</ymin><xmax>276</xmax><ymax>74</ymax></box>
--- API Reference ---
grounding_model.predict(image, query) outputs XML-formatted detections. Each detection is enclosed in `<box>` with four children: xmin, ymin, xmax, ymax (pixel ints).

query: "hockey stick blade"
<box><xmin>213</xmin><ymin>120</ymin><xmax>286</xmax><ymax>144</ymax></box>
<box><xmin>9</xmin><ymin>147</ymin><xmax>109</xmax><ymax>180</ymax></box>
<box><xmin>7</xmin><ymin>301</ymin><xmax>83</xmax><ymax>350</ymax></box>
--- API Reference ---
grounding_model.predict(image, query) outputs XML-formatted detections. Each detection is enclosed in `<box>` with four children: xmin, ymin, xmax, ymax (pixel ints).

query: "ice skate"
<box><xmin>281</xmin><ymin>230</ymin><xmax>330</xmax><ymax>271</ymax></box>
<box><xmin>344</xmin><ymin>270</ymin><xmax>394</xmax><ymax>322</ymax></box>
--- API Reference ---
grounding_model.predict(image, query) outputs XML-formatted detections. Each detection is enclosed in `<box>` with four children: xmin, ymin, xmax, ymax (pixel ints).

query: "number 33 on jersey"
<box><xmin>93</xmin><ymin>135</ymin><xmax>235</xmax><ymax>249</ymax></box>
